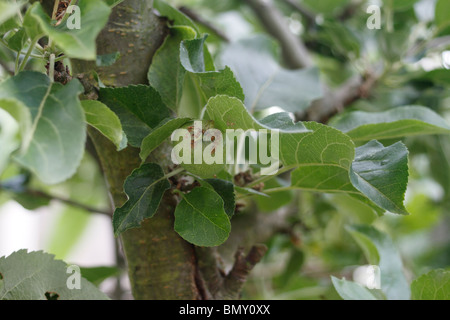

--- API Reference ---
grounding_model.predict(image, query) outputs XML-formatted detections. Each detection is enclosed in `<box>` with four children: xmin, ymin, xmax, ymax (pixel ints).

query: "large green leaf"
<box><xmin>331</xmin><ymin>276</ymin><xmax>378</xmax><ymax>300</ymax></box>
<box><xmin>174</xmin><ymin>187</ymin><xmax>231</xmax><ymax>247</ymax></box>
<box><xmin>148</xmin><ymin>26</ymin><xmax>197</xmax><ymax>110</ymax></box>
<box><xmin>205</xmin><ymin>96</ymin><xmax>409</xmax><ymax>215</ymax></box>
<box><xmin>99</xmin><ymin>85</ymin><xmax>170</xmax><ymax>147</ymax></box>
<box><xmin>347</xmin><ymin>225</ymin><xmax>410</xmax><ymax>300</ymax></box>
<box><xmin>220</xmin><ymin>36</ymin><xmax>323</xmax><ymax>113</ymax></box>
<box><xmin>23</xmin><ymin>1</ymin><xmax>111</xmax><ymax>60</ymax></box>
<box><xmin>411</xmin><ymin>269</ymin><xmax>450</xmax><ymax>300</ymax></box>
<box><xmin>81</xmin><ymin>100</ymin><xmax>124</xmax><ymax>150</ymax></box>
<box><xmin>206</xmin><ymin>95</ymin><xmax>354</xmax><ymax>192</ymax></box>
<box><xmin>288</xmin><ymin>122</ymin><xmax>356</xmax><ymax>193</ymax></box>
<box><xmin>329</xmin><ymin>106</ymin><xmax>450</xmax><ymax>141</ymax></box>
<box><xmin>350</xmin><ymin>140</ymin><xmax>409</xmax><ymax>215</ymax></box>
<box><xmin>113</xmin><ymin>163</ymin><xmax>171</xmax><ymax>235</ymax></box>
<box><xmin>0</xmin><ymin>250</ymin><xmax>109</xmax><ymax>300</ymax></box>
<box><xmin>0</xmin><ymin>72</ymin><xmax>86</xmax><ymax>184</ymax></box>
<box><xmin>139</xmin><ymin>117</ymin><xmax>191</xmax><ymax>161</ymax></box>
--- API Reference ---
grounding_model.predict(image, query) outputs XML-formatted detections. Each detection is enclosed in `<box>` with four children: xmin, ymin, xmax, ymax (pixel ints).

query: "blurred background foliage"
<box><xmin>0</xmin><ymin>0</ymin><xmax>449</xmax><ymax>299</ymax></box>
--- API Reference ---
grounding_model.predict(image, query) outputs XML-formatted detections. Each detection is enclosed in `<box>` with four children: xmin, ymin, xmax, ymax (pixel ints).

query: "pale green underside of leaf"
<box><xmin>205</xmin><ymin>95</ymin><xmax>408</xmax><ymax>215</ymax></box>
<box><xmin>0</xmin><ymin>71</ymin><xmax>86</xmax><ymax>185</ymax></box>
<box><xmin>113</xmin><ymin>163</ymin><xmax>171</xmax><ymax>235</ymax></box>
<box><xmin>347</xmin><ymin>225</ymin><xmax>410</xmax><ymax>300</ymax></box>
<box><xmin>350</xmin><ymin>141</ymin><xmax>409</xmax><ymax>215</ymax></box>
<box><xmin>81</xmin><ymin>100</ymin><xmax>124</xmax><ymax>150</ymax></box>
<box><xmin>411</xmin><ymin>269</ymin><xmax>450</xmax><ymax>300</ymax></box>
<box><xmin>24</xmin><ymin>1</ymin><xmax>111</xmax><ymax>60</ymax></box>
<box><xmin>174</xmin><ymin>187</ymin><xmax>231</xmax><ymax>247</ymax></box>
<box><xmin>331</xmin><ymin>276</ymin><xmax>378</xmax><ymax>300</ymax></box>
<box><xmin>0</xmin><ymin>250</ymin><xmax>109</xmax><ymax>300</ymax></box>
<box><xmin>330</xmin><ymin>106</ymin><xmax>450</xmax><ymax>141</ymax></box>
<box><xmin>220</xmin><ymin>36</ymin><xmax>323</xmax><ymax>113</ymax></box>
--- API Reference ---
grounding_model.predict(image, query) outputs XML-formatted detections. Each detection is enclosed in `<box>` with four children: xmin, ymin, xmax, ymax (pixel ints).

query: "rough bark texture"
<box><xmin>70</xmin><ymin>0</ymin><xmax>200</xmax><ymax>299</ymax></box>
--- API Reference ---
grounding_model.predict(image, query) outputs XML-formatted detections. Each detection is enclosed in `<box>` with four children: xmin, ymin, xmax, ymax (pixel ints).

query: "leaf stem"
<box><xmin>245</xmin><ymin>165</ymin><xmax>296</xmax><ymax>188</ymax></box>
<box><xmin>18</xmin><ymin>37</ymin><xmax>39</xmax><ymax>72</ymax></box>
<box><xmin>49</xmin><ymin>53</ymin><xmax>55</xmax><ymax>82</ymax></box>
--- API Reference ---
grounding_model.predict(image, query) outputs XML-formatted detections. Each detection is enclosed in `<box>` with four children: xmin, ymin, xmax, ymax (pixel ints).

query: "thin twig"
<box><xmin>9</xmin><ymin>188</ymin><xmax>112</xmax><ymax>216</ymax></box>
<box><xmin>178</xmin><ymin>6</ymin><xmax>230</xmax><ymax>42</ymax></box>
<box><xmin>244</xmin><ymin>0</ymin><xmax>313</xmax><ymax>69</ymax></box>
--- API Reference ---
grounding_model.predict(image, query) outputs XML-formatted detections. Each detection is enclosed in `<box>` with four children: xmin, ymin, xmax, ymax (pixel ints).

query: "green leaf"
<box><xmin>174</xmin><ymin>187</ymin><xmax>231</xmax><ymax>246</ymax></box>
<box><xmin>0</xmin><ymin>72</ymin><xmax>86</xmax><ymax>185</ymax></box>
<box><xmin>0</xmin><ymin>1</ymin><xmax>24</xmax><ymax>25</ymax></box>
<box><xmin>329</xmin><ymin>106</ymin><xmax>450</xmax><ymax>141</ymax></box>
<box><xmin>180</xmin><ymin>36</ymin><xmax>215</xmax><ymax>73</ymax></box>
<box><xmin>203</xmin><ymin>178</ymin><xmax>235</xmax><ymax>218</ymax></box>
<box><xmin>194</xmin><ymin>67</ymin><xmax>245</xmax><ymax>102</ymax></box>
<box><xmin>331</xmin><ymin>276</ymin><xmax>378</xmax><ymax>300</ymax></box>
<box><xmin>139</xmin><ymin>117</ymin><xmax>191</xmax><ymax>161</ymax></box>
<box><xmin>7</xmin><ymin>28</ymin><xmax>27</xmax><ymax>52</ymax></box>
<box><xmin>206</xmin><ymin>95</ymin><xmax>356</xmax><ymax>192</ymax></box>
<box><xmin>206</xmin><ymin>95</ymin><xmax>310</xmax><ymax>134</ymax></box>
<box><xmin>153</xmin><ymin>0</ymin><xmax>199</xmax><ymax>32</ymax></box>
<box><xmin>0</xmin><ymin>108</ymin><xmax>19</xmax><ymax>174</ymax></box>
<box><xmin>24</xmin><ymin>1</ymin><xmax>111</xmax><ymax>60</ymax></box>
<box><xmin>178</xmin><ymin>36</ymin><xmax>245</xmax><ymax>116</ymax></box>
<box><xmin>347</xmin><ymin>225</ymin><xmax>410</xmax><ymax>300</ymax></box>
<box><xmin>220</xmin><ymin>36</ymin><xmax>323</xmax><ymax>113</ymax></box>
<box><xmin>411</xmin><ymin>269</ymin><xmax>450</xmax><ymax>300</ymax></box>
<box><xmin>0</xmin><ymin>250</ymin><xmax>109</xmax><ymax>300</ymax></box>
<box><xmin>113</xmin><ymin>163</ymin><xmax>171</xmax><ymax>236</ymax></box>
<box><xmin>96</xmin><ymin>52</ymin><xmax>121</xmax><ymax>67</ymax></box>
<box><xmin>350</xmin><ymin>140</ymin><xmax>409</xmax><ymax>215</ymax></box>
<box><xmin>99</xmin><ymin>85</ymin><xmax>170</xmax><ymax>147</ymax></box>
<box><xmin>287</xmin><ymin>121</ymin><xmax>356</xmax><ymax>193</ymax></box>
<box><xmin>81</xmin><ymin>100</ymin><xmax>124</xmax><ymax>150</ymax></box>
<box><xmin>148</xmin><ymin>26</ymin><xmax>197</xmax><ymax>110</ymax></box>
<box><xmin>80</xmin><ymin>267</ymin><xmax>120</xmax><ymax>287</ymax></box>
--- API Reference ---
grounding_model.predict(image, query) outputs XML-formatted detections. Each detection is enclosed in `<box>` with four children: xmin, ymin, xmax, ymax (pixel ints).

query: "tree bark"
<box><xmin>70</xmin><ymin>0</ymin><xmax>200</xmax><ymax>299</ymax></box>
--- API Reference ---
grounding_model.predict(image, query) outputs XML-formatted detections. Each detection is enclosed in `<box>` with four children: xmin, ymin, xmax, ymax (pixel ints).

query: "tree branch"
<box><xmin>5</xmin><ymin>187</ymin><xmax>112</xmax><ymax>216</ymax></box>
<box><xmin>196</xmin><ymin>244</ymin><xmax>268</xmax><ymax>300</ymax></box>
<box><xmin>178</xmin><ymin>6</ymin><xmax>230</xmax><ymax>42</ymax></box>
<box><xmin>302</xmin><ymin>71</ymin><xmax>379</xmax><ymax>123</ymax></box>
<box><xmin>244</xmin><ymin>0</ymin><xmax>312</xmax><ymax>69</ymax></box>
